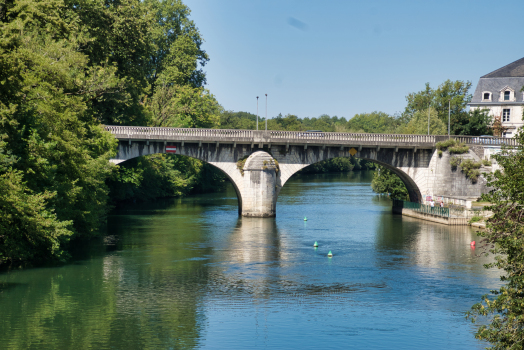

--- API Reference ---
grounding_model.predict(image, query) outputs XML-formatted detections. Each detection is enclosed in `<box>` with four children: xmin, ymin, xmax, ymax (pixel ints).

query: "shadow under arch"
<box><xmin>113</xmin><ymin>152</ymin><xmax>244</xmax><ymax>215</ymax></box>
<box><xmin>359</xmin><ymin>157</ymin><xmax>422</xmax><ymax>203</ymax></box>
<box><xmin>283</xmin><ymin>155</ymin><xmax>422</xmax><ymax>204</ymax></box>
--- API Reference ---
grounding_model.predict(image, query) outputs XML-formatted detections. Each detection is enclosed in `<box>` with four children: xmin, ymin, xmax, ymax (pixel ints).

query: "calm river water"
<box><xmin>0</xmin><ymin>171</ymin><xmax>499</xmax><ymax>349</ymax></box>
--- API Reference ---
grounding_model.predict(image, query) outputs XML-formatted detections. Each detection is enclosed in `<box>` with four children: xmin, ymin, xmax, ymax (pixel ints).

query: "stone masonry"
<box><xmin>111</xmin><ymin>140</ymin><xmax>492</xmax><ymax>217</ymax></box>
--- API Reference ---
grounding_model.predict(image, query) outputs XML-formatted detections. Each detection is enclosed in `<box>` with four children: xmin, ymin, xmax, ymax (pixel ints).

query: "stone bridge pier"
<box><xmin>240</xmin><ymin>151</ymin><xmax>279</xmax><ymax>217</ymax></box>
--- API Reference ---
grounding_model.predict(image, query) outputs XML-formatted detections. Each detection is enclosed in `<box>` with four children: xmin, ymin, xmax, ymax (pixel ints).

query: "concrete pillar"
<box><xmin>240</xmin><ymin>151</ymin><xmax>278</xmax><ymax>217</ymax></box>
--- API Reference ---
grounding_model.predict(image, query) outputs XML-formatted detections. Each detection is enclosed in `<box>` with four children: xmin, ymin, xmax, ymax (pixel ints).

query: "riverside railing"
<box><xmin>104</xmin><ymin>126</ymin><xmax>517</xmax><ymax>147</ymax></box>
<box><xmin>392</xmin><ymin>199</ymin><xmax>450</xmax><ymax>217</ymax></box>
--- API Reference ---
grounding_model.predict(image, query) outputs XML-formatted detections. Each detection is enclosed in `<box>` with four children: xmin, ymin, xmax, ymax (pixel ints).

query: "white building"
<box><xmin>468</xmin><ymin>57</ymin><xmax>524</xmax><ymax>138</ymax></box>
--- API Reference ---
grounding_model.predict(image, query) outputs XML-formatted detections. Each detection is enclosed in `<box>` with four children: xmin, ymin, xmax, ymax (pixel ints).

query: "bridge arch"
<box><xmin>108</xmin><ymin>126</ymin><xmax>494</xmax><ymax>217</ymax></box>
<box><xmin>110</xmin><ymin>142</ymin><xmax>248</xmax><ymax>215</ymax></box>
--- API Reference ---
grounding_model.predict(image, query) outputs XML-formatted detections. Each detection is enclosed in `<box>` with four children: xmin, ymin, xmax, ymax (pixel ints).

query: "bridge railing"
<box><xmin>434</xmin><ymin>135</ymin><xmax>518</xmax><ymax>147</ymax></box>
<box><xmin>393</xmin><ymin>199</ymin><xmax>450</xmax><ymax>217</ymax></box>
<box><xmin>268</xmin><ymin>131</ymin><xmax>437</xmax><ymax>143</ymax></box>
<box><xmin>105</xmin><ymin>126</ymin><xmax>254</xmax><ymax>139</ymax></box>
<box><xmin>104</xmin><ymin>126</ymin><xmax>516</xmax><ymax>146</ymax></box>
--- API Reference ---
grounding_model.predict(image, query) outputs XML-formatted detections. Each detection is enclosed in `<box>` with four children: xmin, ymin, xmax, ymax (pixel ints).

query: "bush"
<box><xmin>449</xmin><ymin>144</ymin><xmax>470</xmax><ymax>154</ymax></box>
<box><xmin>469</xmin><ymin>216</ymin><xmax>483</xmax><ymax>223</ymax></box>
<box><xmin>459</xmin><ymin>159</ymin><xmax>482</xmax><ymax>182</ymax></box>
<box><xmin>482</xmin><ymin>159</ymin><xmax>492</xmax><ymax>166</ymax></box>
<box><xmin>436</xmin><ymin>138</ymin><xmax>469</xmax><ymax>154</ymax></box>
<box><xmin>450</xmin><ymin>156</ymin><xmax>462</xmax><ymax>170</ymax></box>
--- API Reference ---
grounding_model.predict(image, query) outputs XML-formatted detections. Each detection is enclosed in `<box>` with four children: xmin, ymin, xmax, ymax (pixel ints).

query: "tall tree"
<box><xmin>399</xmin><ymin>107</ymin><xmax>447</xmax><ymax>135</ymax></box>
<box><xmin>468</xmin><ymin>131</ymin><xmax>524</xmax><ymax>348</ymax></box>
<box><xmin>346</xmin><ymin>111</ymin><xmax>399</xmax><ymax>134</ymax></box>
<box><xmin>0</xmin><ymin>0</ymin><xmax>118</xmax><ymax>264</ymax></box>
<box><xmin>453</xmin><ymin>108</ymin><xmax>493</xmax><ymax>136</ymax></box>
<box><xmin>404</xmin><ymin>80</ymin><xmax>472</xmax><ymax>134</ymax></box>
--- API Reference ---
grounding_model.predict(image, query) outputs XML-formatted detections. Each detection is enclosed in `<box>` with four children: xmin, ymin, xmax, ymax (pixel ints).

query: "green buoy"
<box><xmin>327</xmin><ymin>251</ymin><xmax>333</xmax><ymax>257</ymax></box>
<box><xmin>304</xmin><ymin>216</ymin><xmax>307</xmax><ymax>221</ymax></box>
<box><xmin>313</xmin><ymin>241</ymin><xmax>318</xmax><ymax>247</ymax></box>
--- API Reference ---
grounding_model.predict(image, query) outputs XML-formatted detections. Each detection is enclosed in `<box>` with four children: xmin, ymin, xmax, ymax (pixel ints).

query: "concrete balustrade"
<box><xmin>105</xmin><ymin>125</ymin><xmax>517</xmax><ymax>147</ymax></box>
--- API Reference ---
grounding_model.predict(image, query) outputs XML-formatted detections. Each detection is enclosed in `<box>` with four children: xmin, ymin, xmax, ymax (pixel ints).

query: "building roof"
<box><xmin>481</xmin><ymin>57</ymin><xmax>524</xmax><ymax>78</ymax></box>
<box><xmin>470</xmin><ymin>77</ymin><xmax>524</xmax><ymax>103</ymax></box>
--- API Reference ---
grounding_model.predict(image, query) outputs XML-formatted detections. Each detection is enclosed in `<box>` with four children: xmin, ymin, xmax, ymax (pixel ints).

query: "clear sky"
<box><xmin>183</xmin><ymin>0</ymin><xmax>524</xmax><ymax>120</ymax></box>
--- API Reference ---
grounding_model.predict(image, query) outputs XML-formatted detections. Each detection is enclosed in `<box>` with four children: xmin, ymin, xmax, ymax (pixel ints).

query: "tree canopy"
<box><xmin>468</xmin><ymin>130</ymin><xmax>524</xmax><ymax>348</ymax></box>
<box><xmin>0</xmin><ymin>0</ymin><xmax>219</xmax><ymax>266</ymax></box>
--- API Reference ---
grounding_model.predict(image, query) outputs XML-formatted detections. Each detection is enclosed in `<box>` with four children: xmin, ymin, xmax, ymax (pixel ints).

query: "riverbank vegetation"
<box><xmin>0</xmin><ymin>0</ymin><xmax>218</xmax><ymax>267</ymax></box>
<box><xmin>467</xmin><ymin>130</ymin><xmax>524</xmax><ymax>348</ymax></box>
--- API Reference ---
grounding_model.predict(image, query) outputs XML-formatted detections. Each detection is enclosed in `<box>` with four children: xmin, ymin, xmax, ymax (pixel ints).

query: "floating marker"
<box><xmin>470</xmin><ymin>241</ymin><xmax>476</xmax><ymax>247</ymax></box>
<box><xmin>304</xmin><ymin>217</ymin><xmax>307</xmax><ymax>221</ymax></box>
<box><xmin>327</xmin><ymin>251</ymin><xmax>333</xmax><ymax>257</ymax></box>
<box><xmin>313</xmin><ymin>241</ymin><xmax>318</xmax><ymax>247</ymax></box>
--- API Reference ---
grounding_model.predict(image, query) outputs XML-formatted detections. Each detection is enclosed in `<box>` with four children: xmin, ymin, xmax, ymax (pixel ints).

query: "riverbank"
<box><xmin>392</xmin><ymin>199</ymin><xmax>492</xmax><ymax>226</ymax></box>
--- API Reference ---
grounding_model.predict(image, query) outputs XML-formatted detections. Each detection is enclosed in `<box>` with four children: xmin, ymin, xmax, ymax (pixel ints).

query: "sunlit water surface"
<box><xmin>0</xmin><ymin>172</ymin><xmax>499</xmax><ymax>349</ymax></box>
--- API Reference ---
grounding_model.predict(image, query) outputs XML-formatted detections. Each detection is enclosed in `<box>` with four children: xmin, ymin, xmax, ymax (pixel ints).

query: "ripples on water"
<box><xmin>0</xmin><ymin>172</ymin><xmax>500</xmax><ymax>349</ymax></box>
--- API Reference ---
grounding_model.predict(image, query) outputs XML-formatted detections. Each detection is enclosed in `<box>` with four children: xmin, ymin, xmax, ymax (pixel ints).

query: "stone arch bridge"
<box><xmin>106</xmin><ymin>126</ymin><xmax>512</xmax><ymax>217</ymax></box>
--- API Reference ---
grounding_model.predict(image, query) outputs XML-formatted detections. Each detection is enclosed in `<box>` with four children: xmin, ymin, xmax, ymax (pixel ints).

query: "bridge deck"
<box><xmin>105</xmin><ymin>126</ymin><xmax>517</xmax><ymax>148</ymax></box>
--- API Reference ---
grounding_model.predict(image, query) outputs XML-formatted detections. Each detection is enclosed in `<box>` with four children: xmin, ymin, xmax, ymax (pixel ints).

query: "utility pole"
<box><xmin>427</xmin><ymin>104</ymin><xmax>430</xmax><ymax>135</ymax></box>
<box><xmin>256</xmin><ymin>96</ymin><xmax>259</xmax><ymax>131</ymax></box>
<box><xmin>448</xmin><ymin>100</ymin><xmax>451</xmax><ymax>138</ymax></box>
<box><xmin>265</xmin><ymin>94</ymin><xmax>268</xmax><ymax>131</ymax></box>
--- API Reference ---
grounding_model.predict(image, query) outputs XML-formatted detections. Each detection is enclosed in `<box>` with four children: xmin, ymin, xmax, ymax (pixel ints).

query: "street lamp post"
<box><xmin>448</xmin><ymin>100</ymin><xmax>451</xmax><ymax>138</ymax></box>
<box><xmin>427</xmin><ymin>104</ymin><xmax>430</xmax><ymax>135</ymax></box>
<box><xmin>256</xmin><ymin>96</ymin><xmax>259</xmax><ymax>131</ymax></box>
<box><xmin>265</xmin><ymin>94</ymin><xmax>267</xmax><ymax>131</ymax></box>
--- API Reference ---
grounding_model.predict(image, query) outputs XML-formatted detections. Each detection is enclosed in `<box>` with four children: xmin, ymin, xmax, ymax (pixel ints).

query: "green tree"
<box><xmin>219</xmin><ymin>111</ymin><xmax>257</xmax><ymax>130</ymax></box>
<box><xmin>404</xmin><ymin>80</ymin><xmax>472</xmax><ymax>131</ymax></box>
<box><xmin>371</xmin><ymin>166</ymin><xmax>409</xmax><ymax>200</ymax></box>
<box><xmin>269</xmin><ymin>114</ymin><xmax>304</xmax><ymax>131</ymax></box>
<box><xmin>149</xmin><ymin>82</ymin><xmax>221</xmax><ymax>128</ymax></box>
<box><xmin>346</xmin><ymin>111</ymin><xmax>399</xmax><ymax>133</ymax></box>
<box><xmin>467</xmin><ymin>131</ymin><xmax>524</xmax><ymax>348</ymax></box>
<box><xmin>399</xmin><ymin>107</ymin><xmax>447</xmax><ymax>135</ymax></box>
<box><xmin>453</xmin><ymin>108</ymin><xmax>493</xmax><ymax>136</ymax></box>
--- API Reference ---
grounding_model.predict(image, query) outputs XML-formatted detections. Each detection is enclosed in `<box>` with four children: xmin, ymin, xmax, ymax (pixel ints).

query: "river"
<box><xmin>0</xmin><ymin>171</ymin><xmax>499</xmax><ymax>349</ymax></box>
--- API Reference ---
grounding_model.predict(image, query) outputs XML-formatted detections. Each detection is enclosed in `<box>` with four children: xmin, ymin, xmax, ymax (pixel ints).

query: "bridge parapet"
<box><xmin>105</xmin><ymin>126</ymin><xmax>517</xmax><ymax>148</ymax></box>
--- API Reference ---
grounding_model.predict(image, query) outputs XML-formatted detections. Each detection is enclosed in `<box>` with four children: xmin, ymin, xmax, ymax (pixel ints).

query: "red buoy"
<box><xmin>470</xmin><ymin>241</ymin><xmax>476</xmax><ymax>247</ymax></box>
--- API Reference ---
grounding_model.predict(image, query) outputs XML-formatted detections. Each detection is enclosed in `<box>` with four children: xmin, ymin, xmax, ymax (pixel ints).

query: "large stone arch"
<box><xmin>111</xmin><ymin>141</ymin><xmax>276</xmax><ymax>216</ymax></box>
<box><xmin>111</xmin><ymin>140</ymin><xmax>489</xmax><ymax>216</ymax></box>
<box><xmin>271</xmin><ymin>146</ymin><xmax>429</xmax><ymax>203</ymax></box>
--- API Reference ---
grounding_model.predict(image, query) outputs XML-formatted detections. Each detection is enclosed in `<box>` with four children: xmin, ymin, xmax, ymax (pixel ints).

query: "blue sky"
<box><xmin>183</xmin><ymin>0</ymin><xmax>524</xmax><ymax>120</ymax></box>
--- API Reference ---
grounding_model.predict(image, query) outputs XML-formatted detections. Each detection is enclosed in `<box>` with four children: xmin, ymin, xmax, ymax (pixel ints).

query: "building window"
<box><xmin>503</xmin><ymin>132</ymin><xmax>512</xmax><ymax>138</ymax></box>
<box><xmin>484</xmin><ymin>92</ymin><xmax>490</xmax><ymax>99</ymax></box>
<box><xmin>503</xmin><ymin>108</ymin><xmax>510</xmax><ymax>122</ymax></box>
<box><xmin>504</xmin><ymin>91</ymin><xmax>510</xmax><ymax>101</ymax></box>
<box><xmin>483</xmin><ymin>92</ymin><xmax>491</xmax><ymax>101</ymax></box>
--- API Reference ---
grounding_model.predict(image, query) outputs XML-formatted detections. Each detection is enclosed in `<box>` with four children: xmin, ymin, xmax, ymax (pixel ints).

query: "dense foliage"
<box><xmin>371</xmin><ymin>166</ymin><xmax>409</xmax><ymax>200</ymax></box>
<box><xmin>0</xmin><ymin>0</ymin><xmax>220</xmax><ymax>266</ymax></box>
<box><xmin>467</xmin><ymin>130</ymin><xmax>524</xmax><ymax>348</ymax></box>
<box><xmin>0</xmin><ymin>0</ymin><xmax>121</xmax><ymax>265</ymax></box>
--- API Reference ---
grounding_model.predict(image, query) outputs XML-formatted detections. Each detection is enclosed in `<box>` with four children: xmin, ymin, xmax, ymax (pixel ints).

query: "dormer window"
<box><xmin>482</xmin><ymin>92</ymin><xmax>492</xmax><ymax>101</ymax></box>
<box><xmin>499</xmin><ymin>86</ymin><xmax>515</xmax><ymax>102</ymax></box>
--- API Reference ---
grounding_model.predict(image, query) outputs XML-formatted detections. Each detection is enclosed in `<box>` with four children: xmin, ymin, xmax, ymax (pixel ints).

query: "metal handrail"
<box><xmin>393</xmin><ymin>199</ymin><xmax>450</xmax><ymax>217</ymax></box>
